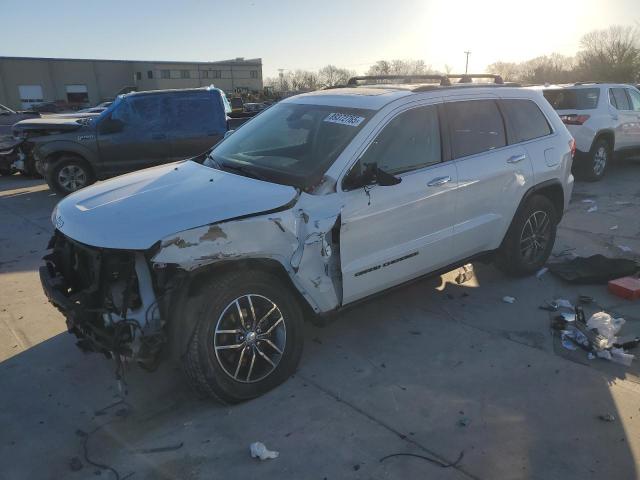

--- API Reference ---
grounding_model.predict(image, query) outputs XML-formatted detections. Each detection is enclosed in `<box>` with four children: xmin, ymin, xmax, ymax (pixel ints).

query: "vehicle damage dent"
<box><xmin>151</xmin><ymin>193</ymin><xmax>344</xmax><ymax>313</ymax></box>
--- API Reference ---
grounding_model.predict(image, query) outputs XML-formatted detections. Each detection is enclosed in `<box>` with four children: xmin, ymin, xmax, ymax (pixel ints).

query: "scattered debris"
<box><xmin>548</xmin><ymin>255</ymin><xmax>639</xmax><ymax>284</ymax></box>
<box><xmin>608</xmin><ymin>276</ymin><xmax>640</xmax><ymax>300</ymax></box>
<box><xmin>582</xmin><ymin>199</ymin><xmax>596</xmax><ymax>204</ymax></box>
<box><xmin>617</xmin><ymin>245</ymin><xmax>633</xmax><ymax>253</ymax></box>
<box><xmin>536</xmin><ymin>267</ymin><xmax>549</xmax><ymax>279</ymax></box>
<box><xmin>379</xmin><ymin>451</ymin><xmax>464</xmax><ymax>468</ymax></box>
<box><xmin>134</xmin><ymin>442</ymin><xmax>184</xmax><ymax>454</ymax></box>
<box><xmin>598</xmin><ymin>413</ymin><xmax>616</xmax><ymax>422</ymax></box>
<box><xmin>502</xmin><ymin>296</ymin><xmax>516</xmax><ymax>304</ymax></box>
<box><xmin>555</xmin><ymin>298</ymin><xmax>574</xmax><ymax>309</ymax></box>
<box><xmin>457</xmin><ymin>417</ymin><xmax>471</xmax><ymax>427</ymax></box>
<box><xmin>610</xmin><ymin>225</ymin><xmax>619</xmax><ymax>230</ymax></box>
<box><xmin>610</xmin><ymin>348</ymin><xmax>635</xmax><ymax>366</ymax></box>
<box><xmin>586</xmin><ymin>312</ymin><xmax>625</xmax><ymax>348</ymax></box>
<box><xmin>615</xmin><ymin>201</ymin><xmax>632</xmax><ymax>206</ymax></box>
<box><xmin>578</xmin><ymin>295</ymin><xmax>594</xmax><ymax>305</ymax></box>
<box><xmin>587</xmin><ymin>205</ymin><xmax>598</xmax><ymax>213</ymax></box>
<box><xmin>552</xmin><ymin>247</ymin><xmax>577</xmax><ymax>258</ymax></box>
<box><xmin>250</xmin><ymin>442</ymin><xmax>279</xmax><ymax>460</ymax></box>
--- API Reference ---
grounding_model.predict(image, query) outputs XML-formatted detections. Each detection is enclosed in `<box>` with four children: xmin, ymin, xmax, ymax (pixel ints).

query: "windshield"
<box><xmin>543</xmin><ymin>88</ymin><xmax>600</xmax><ymax>110</ymax></box>
<box><xmin>206</xmin><ymin>102</ymin><xmax>373</xmax><ymax>189</ymax></box>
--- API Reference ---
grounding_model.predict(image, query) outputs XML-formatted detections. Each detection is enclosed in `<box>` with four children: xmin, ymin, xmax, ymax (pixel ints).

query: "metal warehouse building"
<box><xmin>0</xmin><ymin>56</ymin><xmax>263</xmax><ymax>110</ymax></box>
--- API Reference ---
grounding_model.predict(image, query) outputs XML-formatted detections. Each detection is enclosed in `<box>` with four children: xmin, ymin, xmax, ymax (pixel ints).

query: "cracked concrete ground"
<box><xmin>1</xmin><ymin>159</ymin><xmax>639</xmax><ymax>480</ymax></box>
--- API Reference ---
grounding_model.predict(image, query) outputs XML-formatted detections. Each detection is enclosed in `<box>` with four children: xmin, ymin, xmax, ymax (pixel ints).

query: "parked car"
<box><xmin>40</xmin><ymin>75</ymin><xmax>574</xmax><ymax>403</ymax></box>
<box><xmin>539</xmin><ymin>83</ymin><xmax>640</xmax><ymax>181</ymax></box>
<box><xmin>11</xmin><ymin>86</ymin><xmax>238</xmax><ymax>193</ymax></box>
<box><xmin>0</xmin><ymin>103</ymin><xmax>40</xmax><ymax>136</ymax></box>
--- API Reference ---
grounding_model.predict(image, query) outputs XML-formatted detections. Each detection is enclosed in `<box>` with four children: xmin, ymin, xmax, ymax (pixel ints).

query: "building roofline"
<box><xmin>0</xmin><ymin>55</ymin><xmax>262</xmax><ymax>66</ymax></box>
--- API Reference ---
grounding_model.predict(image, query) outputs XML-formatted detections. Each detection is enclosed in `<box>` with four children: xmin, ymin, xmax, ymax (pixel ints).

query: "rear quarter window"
<box><xmin>500</xmin><ymin>99</ymin><xmax>552</xmax><ymax>143</ymax></box>
<box><xmin>543</xmin><ymin>88</ymin><xmax>600</xmax><ymax>110</ymax></box>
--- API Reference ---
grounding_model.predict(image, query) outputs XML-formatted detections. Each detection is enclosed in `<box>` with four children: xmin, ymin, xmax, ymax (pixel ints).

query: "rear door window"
<box><xmin>359</xmin><ymin>105</ymin><xmax>441</xmax><ymax>175</ymax></box>
<box><xmin>171</xmin><ymin>92</ymin><xmax>219</xmax><ymax>134</ymax></box>
<box><xmin>543</xmin><ymin>88</ymin><xmax>600</xmax><ymax>110</ymax></box>
<box><xmin>610</xmin><ymin>88</ymin><xmax>631</xmax><ymax>110</ymax></box>
<box><xmin>112</xmin><ymin>95</ymin><xmax>168</xmax><ymax>132</ymax></box>
<box><xmin>500</xmin><ymin>99</ymin><xmax>552</xmax><ymax>143</ymax></box>
<box><xmin>446</xmin><ymin>100</ymin><xmax>506</xmax><ymax>158</ymax></box>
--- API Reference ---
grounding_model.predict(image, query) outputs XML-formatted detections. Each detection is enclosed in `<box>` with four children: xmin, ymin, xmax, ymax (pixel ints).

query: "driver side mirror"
<box><xmin>344</xmin><ymin>162</ymin><xmax>401</xmax><ymax>190</ymax></box>
<box><xmin>98</xmin><ymin>115</ymin><xmax>124</xmax><ymax>135</ymax></box>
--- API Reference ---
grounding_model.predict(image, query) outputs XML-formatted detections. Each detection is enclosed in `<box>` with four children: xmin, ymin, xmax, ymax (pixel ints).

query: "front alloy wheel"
<box><xmin>214</xmin><ymin>294</ymin><xmax>286</xmax><ymax>383</ymax></box>
<box><xmin>57</xmin><ymin>164</ymin><xmax>88</xmax><ymax>192</ymax></box>
<box><xmin>592</xmin><ymin>145</ymin><xmax>607</xmax><ymax>177</ymax></box>
<box><xmin>182</xmin><ymin>270</ymin><xmax>304</xmax><ymax>403</ymax></box>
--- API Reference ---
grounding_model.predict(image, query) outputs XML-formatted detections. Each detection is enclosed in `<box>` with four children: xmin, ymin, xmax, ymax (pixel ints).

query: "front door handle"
<box><xmin>427</xmin><ymin>175</ymin><xmax>451</xmax><ymax>186</ymax></box>
<box><xmin>507</xmin><ymin>153</ymin><xmax>527</xmax><ymax>164</ymax></box>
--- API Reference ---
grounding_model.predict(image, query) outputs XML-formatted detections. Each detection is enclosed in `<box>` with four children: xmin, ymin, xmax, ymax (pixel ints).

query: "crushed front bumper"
<box><xmin>40</xmin><ymin>232</ymin><xmax>164</xmax><ymax>360</ymax></box>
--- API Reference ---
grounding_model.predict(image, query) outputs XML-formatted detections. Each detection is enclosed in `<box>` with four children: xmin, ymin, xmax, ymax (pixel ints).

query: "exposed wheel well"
<box><xmin>45</xmin><ymin>151</ymin><xmax>94</xmax><ymax>175</ymax></box>
<box><xmin>592</xmin><ymin>131</ymin><xmax>614</xmax><ymax>152</ymax></box>
<box><xmin>166</xmin><ymin>258</ymin><xmax>317</xmax><ymax>361</ymax></box>
<box><xmin>532</xmin><ymin>183</ymin><xmax>564</xmax><ymax>219</ymax></box>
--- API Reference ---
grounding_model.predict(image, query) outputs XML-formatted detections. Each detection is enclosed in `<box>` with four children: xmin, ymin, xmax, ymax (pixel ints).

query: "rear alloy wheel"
<box><xmin>183</xmin><ymin>270</ymin><xmax>304</xmax><ymax>403</ymax></box>
<box><xmin>46</xmin><ymin>156</ymin><xmax>95</xmax><ymax>195</ymax></box>
<box><xmin>496</xmin><ymin>195</ymin><xmax>558</xmax><ymax>276</ymax></box>
<box><xmin>579</xmin><ymin>138</ymin><xmax>609</xmax><ymax>181</ymax></box>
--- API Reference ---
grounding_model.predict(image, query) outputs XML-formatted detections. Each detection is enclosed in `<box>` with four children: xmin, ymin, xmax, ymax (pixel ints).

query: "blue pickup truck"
<box><xmin>7</xmin><ymin>86</ymin><xmax>249</xmax><ymax>194</ymax></box>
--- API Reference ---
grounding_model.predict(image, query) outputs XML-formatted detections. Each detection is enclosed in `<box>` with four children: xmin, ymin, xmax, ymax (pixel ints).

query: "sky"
<box><xmin>1</xmin><ymin>0</ymin><xmax>638</xmax><ymax>78</ymax></box>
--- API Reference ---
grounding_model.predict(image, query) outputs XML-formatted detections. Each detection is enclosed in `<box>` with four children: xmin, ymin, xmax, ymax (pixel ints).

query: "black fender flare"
<box><xmin>500</xmin><ymin>179</ymin><xmax>565</xmax><ymax>248</ymax></box>
<box><xmin>590</xmin><ymin>129</ymin><xmax>615</xmax><ymax>152</ymax></box>
<box><xmin>33</xmin><ymin>140</ymin><xmax>98</xmax><ymax>174</ymax></box>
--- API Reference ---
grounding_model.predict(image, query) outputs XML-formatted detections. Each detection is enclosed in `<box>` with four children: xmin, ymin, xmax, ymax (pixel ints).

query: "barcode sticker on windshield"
<box><xmin>324</xmin><ymin>112</ymin><xmax>365</xmax><ymax>127</ymax></box>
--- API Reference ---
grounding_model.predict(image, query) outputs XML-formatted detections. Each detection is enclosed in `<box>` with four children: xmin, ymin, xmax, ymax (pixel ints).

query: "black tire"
<box><xmin>183</xmin><ymin>269</ymin><xmax>304</xmax><ymax>403</ymax></box>
<box><xmin>496</xmin><ymin>195</ymin><xmax>558</xmax><ymax>276</ymax></box>
<box><xmin>577</xmin><ymin>138</ymin><xmax>610</xmax><ymax>182</ymax></box>
<box><xmin>0</xmin><ymin>168</ymin><xmax>13</xmax><ymax>176</ymax></box>
<box><xmin>45</xmin><ymin>156</ymin><xmax>95</xmax><ymax>195</ymax></box>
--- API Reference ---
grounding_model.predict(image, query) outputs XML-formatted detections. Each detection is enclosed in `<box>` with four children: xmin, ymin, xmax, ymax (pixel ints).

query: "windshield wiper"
<box><xmin>220</xmin><ymin>162</ymin><xmax>267</xmax><ymax>181</ymax></box>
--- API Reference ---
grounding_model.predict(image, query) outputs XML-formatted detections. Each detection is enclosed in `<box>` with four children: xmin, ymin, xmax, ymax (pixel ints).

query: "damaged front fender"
<box><xmin>151</xmin><ymin>193</ymin><xmax>344</xmax><ymax>313</ymax></box>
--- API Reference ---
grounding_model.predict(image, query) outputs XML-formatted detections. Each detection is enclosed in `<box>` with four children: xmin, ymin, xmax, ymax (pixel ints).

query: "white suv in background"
<box><xmin>41</xmin><ymin>75</ymin><xmax>575</xmax><ymax>402</ymax></box>
<box><xmin>541</xmin><ymin>83</ymin><xmax>640</xmax><ymax>181</ymax></box>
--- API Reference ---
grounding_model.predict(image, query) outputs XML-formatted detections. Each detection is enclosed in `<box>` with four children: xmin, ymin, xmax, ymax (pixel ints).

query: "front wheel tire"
<box><xmin>45</xmin><ymin>156</ymin><xmax>95</xmax><ymax>195</ymax></box>
<box><xmin>496</xmin><ymin>195</ymin><xmax>558</xmax><ymax>276</ymax></box>
<box><xmin>183</xmin><ymin>270</ymin><xmax>304</xmax><ymax>403</ymax></box>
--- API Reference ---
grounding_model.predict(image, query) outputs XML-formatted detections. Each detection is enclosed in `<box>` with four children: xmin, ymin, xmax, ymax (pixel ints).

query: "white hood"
<box><xmin>53</xmin><ymin>161</ymin><xmax>298</xmax><ymax>249</ymax></box>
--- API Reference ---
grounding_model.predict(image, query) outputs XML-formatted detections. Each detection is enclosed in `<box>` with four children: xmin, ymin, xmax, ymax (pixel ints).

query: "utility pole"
<box><xmin>278</xmin><ymin>69</ymin><xmax>285</xmax><ymax>91</ymax></box>
<box><xmin>464</xmin><ymin>51</ymin><xmax>471</xmax><ymax>74</ymax></box>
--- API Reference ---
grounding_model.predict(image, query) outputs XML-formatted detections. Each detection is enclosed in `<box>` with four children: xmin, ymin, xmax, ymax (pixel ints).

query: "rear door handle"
<box><xmin>427</xmin><ymin>175</ymin><xmax>451</xmax><ymax>186</ymax></box>
<box><xmin>152</xmin><ymin>133</ymin><xmax>167</xmax><ymax>140</ymax></box>
<box><xmin>507</xmin><ymin>154</ymin><xmax>527</xmax><ymax>164</ymax></box>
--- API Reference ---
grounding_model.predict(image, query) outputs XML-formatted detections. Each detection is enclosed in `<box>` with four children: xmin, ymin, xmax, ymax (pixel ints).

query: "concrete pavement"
<box><xmin>1</xmin><ymin>160</ymin><xmax>639</xmax><ymax>480</ymax></box>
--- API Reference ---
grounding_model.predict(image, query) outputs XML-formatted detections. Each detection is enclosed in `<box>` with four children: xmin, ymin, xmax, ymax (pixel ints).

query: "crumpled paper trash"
<box><xmin>250</xmin><ymin>442</ymin><xmax>279</xmax><ymax>460</ymax></box>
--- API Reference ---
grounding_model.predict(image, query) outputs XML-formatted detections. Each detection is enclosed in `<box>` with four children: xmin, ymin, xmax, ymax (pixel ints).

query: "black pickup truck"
<box><xmin>8</xmin><ymin>87</ymin><xmax>250</xmax><ymax>194</ymax></box>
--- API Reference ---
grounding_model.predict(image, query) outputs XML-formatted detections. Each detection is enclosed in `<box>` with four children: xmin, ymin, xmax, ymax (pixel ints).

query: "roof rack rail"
<box><xmin>573</xmin><ymin>81</ymin><xmax>602</xmax><ymax>85</ymax></box>
<box><xmin>347</xmin><ymin>75</ymin><xmax>451</xmax><ymax>87</ymax></box>
<box><xmin>447</xmin><ymin>74</ymin><xmax>504</xmax><ymax>84</ymax></box>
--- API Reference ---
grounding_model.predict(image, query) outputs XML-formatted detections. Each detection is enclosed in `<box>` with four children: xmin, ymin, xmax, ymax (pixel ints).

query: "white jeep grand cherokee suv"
<box><xmin>541</xmin><ymin>83</ymin><xmax>640</xmax><ymax>181</ymax></box>
<box><xmin>40</xmin><ymin>75</ymin><xmax>574</xmax><ymax>402</ymax></box>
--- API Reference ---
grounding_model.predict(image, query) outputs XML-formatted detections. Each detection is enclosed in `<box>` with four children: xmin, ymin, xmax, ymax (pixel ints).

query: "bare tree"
<box><xmin>367</xmin><ymin>59</ymin><xmax>435</xmax><ymax>76</ymax></box>
<box><xmin>318</xmin><ymin>65</ymin><xmax>354</xmax><ymax>87</ymax></box>
<box><xmin>577</xmin><ymin>25</ymin><xmax>640</xmax><ymax>82</ymax></box>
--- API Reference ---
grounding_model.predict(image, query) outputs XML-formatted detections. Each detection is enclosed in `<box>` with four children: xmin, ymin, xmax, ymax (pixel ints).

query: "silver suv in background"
<box><xmin>540</xmin><ymin>83</ymin><xmax>640</xmax><ymax>181</ymax></box>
